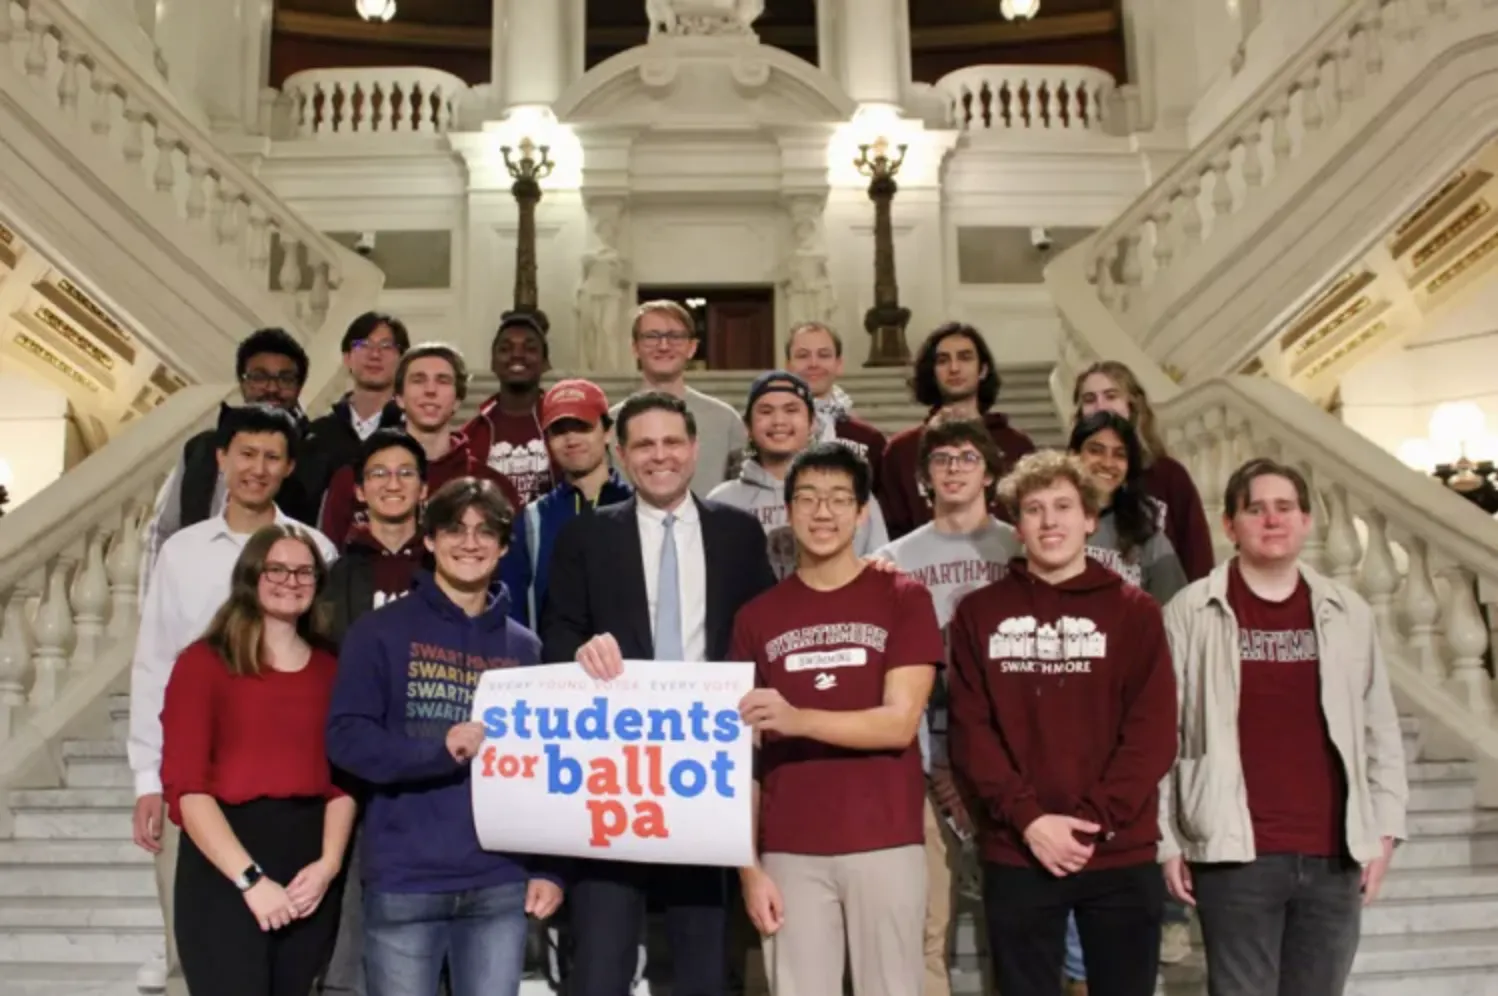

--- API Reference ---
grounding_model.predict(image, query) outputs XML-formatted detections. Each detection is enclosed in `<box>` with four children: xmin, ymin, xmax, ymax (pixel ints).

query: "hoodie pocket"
<box><xmin>1173</xmin><ymin>757</ymin><xmax>1219</xmax><ymax>844</ymax></box>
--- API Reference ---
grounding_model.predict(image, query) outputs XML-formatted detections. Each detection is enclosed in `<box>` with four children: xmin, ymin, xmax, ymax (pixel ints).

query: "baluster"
<box><xmin>247</xmin><ymin>207</ymin><xmax>270</xmax><ymax>277</ymax></box>
<box><xmin>1299</xmin><ymin>73</ymin><xmax>1323</xmax><ymax>133</ymax></box>
<box><xmin>122</xmin><ymin>100</ymin><xmax>146</xmax><ymax>164</ymax></box>
<box><xmin>104</xmin><ymin>501</ymin><xmax>144</xmax><ymax>640</ymax></box>
<box><xmin>1180</xmin><ymin>177</ymin><xmax>1204</xmax><ymax>246</ymax></box>
<box><xmin>1321</xmin><ymin>485</ymin><xmax>1362</xmax><ymax>586</ymax></box>
<box><xmin>439</xmin><ymin>91</ymin><xmax>456</xmax><ymax>133</ymax></box>
<box><xmin>1211</xmin><ymin>158</ymin><xmax>1235</xmax><ymax>220</ymax></box>
<box><xmin>23</xmin><ymin>8</ymin><xmax>49</xmax><ymax>80</ymax></box>
<box><xmin>28</xmin><ymin>560</ymin><xmax>74</xmax><ymax>708</ymax></box>
<box><xmin>1356</xmin><ymin>511</ymin><xmax>1406</xmax><ymax>668</ymax></box>
<box><xmin>90</xmin><ymin>70</ymin><xmax>115</xmax><ymax>136</ymax></box>
<box><xmin>1151</xmin><ymin>207</ymin><xmax>1174</xmax><ymax>271</ymax></box>
<box><xmin>1336</xmin><ymin>40</ymin><xmax>1361</xmax><ymax>104</ymax></box>
<box><xmin>56</xmin><ymin>39</ymin><xmax>79</xmax><ymax>112</ymax></box>
<box><xmin>1401</xmin><ymin>537</ymin><xmax>1443</xmax><ymax>681</ymax></box>
<box><xmin>412</xmin><ymin>85</ymin><xmax>429</xmax><ymax>134</ymax></box>
<box><xmin>312</xmin><ymin>82</ymin><xmax>330</xmax><ymax>136</ymax></box>
<box><xmin>1438</xmin><ymin>567</ymin><xmax>1493</xmax><ymax>719</ymax></box>
<box><xmin>1292</xmin><ymin>462</ymin><xmax>1329</xmax><ymax>573</ymax></box>
<box><xmin>1360</xmin><ymin>14</ymin><xmax>1384</xmax><ymax>76</ymax></box>
<box><xmin>309</xmin><ymin>262</ymin><xmax>330</xmax><ymax>325</ymax></box>
<box><xmin>1093</xmin><ymin>254</ymin><xmax>1118</xmax><ymax>309</ymax></box>
<box><xmin>1072</xmin><ymin>79</ymin><xmax>1088</xmax><ymax>129</ymax></box>
<box><xmin>152</xmin><ymin>126</ymin><xmax>178</xmax><ymax>194</ymax></box>
<box><xmin>0</xmin><ymin>1</ymin><xmax>12</xmax><ymax>46</ymax></box>
<box><xmin>278</xmin><ymin>233</ymin><xmax>304</xmax><ymax>295</ymax></box>
<box><xmin>218</xmin><ymin>187</ymin><xmax>242</xmax><ymax>248</ymax></box>
<box><xmin>0</xmin><ymin>585</ymin><xmax>31</xmax><ymax>743</ymax></box>
<box><xmin>1118</xmin><ymin>231</ymin><xmax>1144</xmax><ymax>291</ymax></box>
<box><xmin>1267</xmin><ymin>103</ymin><xmax>1293</xmax><ymax>169</ymax></box>
<box><xmin>70</xmin><ymin>528</ymin><xmax>110</xmax><ymax>668</ymax></box>
<box><xmin>184</xmin><ymin>155</ymin><xmax>209</xmax><ymax>223</ymax></box>
<box><xmin>1240</xmin><ymin>130</ymin><xmax>1265</xmax><ymax>188</ymax></box>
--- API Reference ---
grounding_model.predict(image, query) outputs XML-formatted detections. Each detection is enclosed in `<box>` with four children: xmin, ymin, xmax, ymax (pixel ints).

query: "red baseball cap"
<box><xmin>541</xmin><ymin>379</ymin><xmax>609</xmax><ymax>430</ymax></box>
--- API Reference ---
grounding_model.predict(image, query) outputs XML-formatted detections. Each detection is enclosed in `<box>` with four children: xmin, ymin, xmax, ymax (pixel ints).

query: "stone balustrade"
<box><xmin>935</xmin><ymin>65</ymin><xmax>1116</xmax><ymax>134</ymax></box>
<box><xmin>0</xmin><ymin>0</ymin><xmax>357</xmax><ymax>329</ymax></box>
<box><xmin>277</xmin><ymin>67</ymin><xmax>470</xmax><ymax>138</ymax></box>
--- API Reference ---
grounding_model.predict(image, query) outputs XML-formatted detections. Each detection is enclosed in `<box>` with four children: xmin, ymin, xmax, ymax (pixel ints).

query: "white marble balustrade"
<box><xmin>278</xmin><ymin>67</ymin><xmax>469</xmax><ymax>137</ymax></box>
<box><xmin>0</xmin><ymin>0</ymin><xmax>351</xmax><ymax>328</ymax></box>
<box><xmin>936</xmin><ymin>65</ymin><xmax>1115</xmax><ymax>134</ymax></box>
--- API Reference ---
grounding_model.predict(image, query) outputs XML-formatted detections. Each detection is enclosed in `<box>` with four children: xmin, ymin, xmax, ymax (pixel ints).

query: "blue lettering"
<box><xmin>711</xmin><ymin>750</ymin><xmax>735</xmax><ymax>798</ymax></box>
<box><xmin>614</xmin><ymin>708</ymin><xmax>643</xmax><ymax>741</ymax></box>
<box><xmin>712</xmin><ymin>709</ymin><xmax>740</xmax><ymax>743</ymax></box>
<box><xmin>482</xmin><ymin>705</ymin><xmax>507</xmax><ymax>738</ymax></box>
<box><xmin>688</xmin><ymin>701</ymin><xmax>711</xmax><ymax>741</ymax></box>
<box><xmin>647</xmin><ymin>708</ymin><xmax>684</xmax><ymax>742</ymax></box>
<box><xmin>669</xmin><ymin>759</ymin><xmax>706</xmax><ymax>798</ymax></box>
<box><xmin>511</xmin><ymin>699</ymin><xmax>533</xmax><ymax>738</ymax></box>
<box><xmin>544</xmin><ymin>743</ymin><xmax>582</xmax><ymax>795</ymax></box>
<box><xmin>576</xmin><ymin>697</ymin><xmax>609</xmax><ymax>740</ymax></box>
<box><xmin>536</xmin><ymin>706</ymin><xmax>571</xmax><ymax>739</ymax></box>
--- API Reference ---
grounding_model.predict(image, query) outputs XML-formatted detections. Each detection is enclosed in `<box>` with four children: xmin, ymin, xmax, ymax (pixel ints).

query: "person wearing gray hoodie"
<box><xmin>708</xmin><ymin>371</ymin><xmax>889</xmax><ymax>579</ymax></box>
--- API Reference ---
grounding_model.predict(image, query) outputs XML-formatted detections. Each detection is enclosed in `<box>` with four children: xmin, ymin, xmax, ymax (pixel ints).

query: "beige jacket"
<box><xmin>1159</xmin><ymin>560</ymin><xmax>1408</xmax><ymax>865</ymax></box>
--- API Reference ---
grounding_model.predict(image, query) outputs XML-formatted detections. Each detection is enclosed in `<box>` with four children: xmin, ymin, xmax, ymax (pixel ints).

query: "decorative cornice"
<box><xmin>1413</xmin><ymin>200</ymin><xmax>1489</xmax><ymax>269</ymax></box>
<box><xmin>1304</xmin><ymin>322</ymin><xmax>1385</xmax><ymax>380</ymax></box>
<box><xmin>1292</xmin><ymin>295</ymin><xmax>1371</xmax><ymax>358</ymax></box>
<box><xmin>13</xmin><ymin>332</ymin><xmax>102</xmax><ymax>394</ymax></box>
<box><xmin>35</xmin><ymin>307</ymin><xmax>114</xmax><ymax>371</ymax></box>
<box><xmin>1425</xmin><ymin>226</ymin><xmax>1498</xmax><ymax>296</ymax></box>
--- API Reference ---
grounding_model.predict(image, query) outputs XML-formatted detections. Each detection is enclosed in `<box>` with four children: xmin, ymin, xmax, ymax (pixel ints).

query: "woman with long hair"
<box><xmin>1068</xmin><ymin>411</ymin><xmax>1188</xmax><ymax>608</ymax></box>
<box><xmin>160</xmin><ymin>524</ymin><xmax>355</xmax><ymax>996</ymax></box>
<box><xmin>1072</xmin><ymin>361</ymin><xmax>1214</xmax><ymax>581</ymax></box>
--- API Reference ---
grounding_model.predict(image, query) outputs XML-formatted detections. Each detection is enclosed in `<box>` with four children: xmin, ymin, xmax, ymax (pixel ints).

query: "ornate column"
<box><xmin>494</xmin><ymin>0</ymin><xmax>571</xmax><ymax>112</ymax></box>
<box><xmin>855</xmin><ymin>138</ymin><xmax>911</xmax><ymax>368</ymax></box>
<box><xmin>835</xmin><ymin>0</ymin><xmax>904</xmax><ymax>108</ymax></box>
<box><xmin>504</xmin><ymin>138</ymin><xmax>556</xmax><ymax>330</ymax></box>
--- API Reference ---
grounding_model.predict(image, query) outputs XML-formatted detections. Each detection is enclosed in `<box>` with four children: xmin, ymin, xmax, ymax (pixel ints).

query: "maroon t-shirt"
<box><xmin>468</xmin><ymin>405</ymin><xmax>553</xmax><ymax>507</ymax></box>
<box><xmin>731</xmin><ymin>568</ymin><xmax>944</xmax><ymax>857</ymax></box>
<box><xmin>1229</xmin><ymin>564</ymin><xmax>1346</xmax><ymax>857</ymax></box>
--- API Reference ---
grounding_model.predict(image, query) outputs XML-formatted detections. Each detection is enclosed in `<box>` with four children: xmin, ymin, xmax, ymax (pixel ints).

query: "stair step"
<box><xmin>59</xmin><ymin>740</ymin><xmax>125</xmax><ymax>761</ymax></box>
<box><xmin>0</xmin><ymin>897</ymin><xmax>161</xmax><ymax>930</ymax></box>
<box><xmin>0</xmin><ymin>841</ymin><xmax>154</xmax><ymax>898</ymax></box>
<box><xmin>63</xmin><ymin>758</ymin><xmax>133</xmax><ymax>789</ymax></box>
<box><xmin>0</xmin><ymin>962</ymin><xmax>144</xmax><ymax>996</ymax></box>
<box><xmin>11</xmin><ymin>788</ymin><xmax>136</xmax><ymax>809</ymax></box>
<box><xmin>1158</xmin><ymin>927</ymin><xmax>1498</xmax><ymax>987</ymax></box>
<box><xmin>12</xmin><ymin>808</ymin><xmax>133</xmax><ymax>840</ymax></box>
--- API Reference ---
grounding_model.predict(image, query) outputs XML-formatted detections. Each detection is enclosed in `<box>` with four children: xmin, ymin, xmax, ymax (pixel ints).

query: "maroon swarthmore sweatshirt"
<box><xmin>946</xmin><ymin>559</ymin><xmax>1177</xmax><ymax>871</ymax></box>
<box><xmin>878</xmin><ymin>410</ymin><xmax>1036</xmax><ymax>539</ymax></box>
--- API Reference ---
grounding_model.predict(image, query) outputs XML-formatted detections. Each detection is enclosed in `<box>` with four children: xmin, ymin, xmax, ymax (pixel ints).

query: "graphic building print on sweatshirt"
<box><xmin>988</xmin><ymin>616</ymin><xmax>1107</xmax><ymax>672</ymax></box>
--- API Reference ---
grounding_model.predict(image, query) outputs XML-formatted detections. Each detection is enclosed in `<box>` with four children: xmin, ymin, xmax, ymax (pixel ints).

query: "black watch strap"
<box><xmin>234</xmin><ymin>863</ymin><xmax>264</xmax><ymax>892</ymax></box>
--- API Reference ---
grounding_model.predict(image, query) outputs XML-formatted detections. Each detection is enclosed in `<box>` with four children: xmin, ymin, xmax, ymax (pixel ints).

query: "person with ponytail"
<box><xmin>1073</xmin><ymin>362</ymin><xmax>1213</xmax><ymax>581</ymax></box>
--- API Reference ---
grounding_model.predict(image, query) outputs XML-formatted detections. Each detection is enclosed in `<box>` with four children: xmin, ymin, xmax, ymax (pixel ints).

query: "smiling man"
<box><xmin>607</xmin><ymin>300</ymin><xmax>747</xmax><ymax>496</ymax></box>
<box><xmin>784</xmin><ymin>321</ymin><xmax>887</xmax><ymax>488</ymax></box>
<box><xmin>321</xmin><ymin>343</ymin><xmax>521</xmax><ymax>549</ymax></box>
<box><xmin>465</xmin><ymin>313</ymin><xmax>556</xmax><ymax>507</ymax></box>
<box><xmin>878</xmin><ymin>323</ymin><xmax>1036</xmax><ymax>539</ymax></box>
<box><xmin>499</xmin><ymin>378</ymin><xmax>633</xmax><ymax>629</ymax></box>
<box><xmin>946</xmin><ymin>450</ymin><xmax>1175</xmax><ymax>996</ymax></box>
<box><xmin>542</xmin><ymin>391</ymin><xmax>775</xmax><ymax>996</ymax></box>
<box><xmin>710</xmin><ymin>370</ymin><xmax>889</xmax><ymax>578</ymax></box>
<box><xmin>1160</xmin><ymin>458</ymin><xmax>1407</xmax><ymax>996</ymax></box>
<box><xmin>733</xmin><ymin>441</ymin><xmax>943</xmax><ymax>996</ymax></box>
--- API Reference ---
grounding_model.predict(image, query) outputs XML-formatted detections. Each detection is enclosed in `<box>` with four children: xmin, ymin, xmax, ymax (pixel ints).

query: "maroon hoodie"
<box><xmin>1142</xmin><ymin>455</ymin><xmax>1215</xmax><ymax>582</ymax></box>
<box><xmin>946</xmin><ymin>558</ymin><xmax>1176</xmax><ymax>871</ymax></box>
<box><xmin>878</xmin><ymin>410</ymin><xmax>1036</xmax><ymax>539</ymax></box>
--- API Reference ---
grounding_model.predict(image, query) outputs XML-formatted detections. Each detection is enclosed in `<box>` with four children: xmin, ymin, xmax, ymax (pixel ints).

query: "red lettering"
<box><xmin>646</xmin><ymin>745</ymin><xmax>666</xmax><ymax>796</ymax></box>
<box><xmin>586</xmin><ymin>800</ymin><xmax>628</xmax><ymax>846</ymax></box>
<box><xmin>623</xmin><ymin>745</ymin><xmax>644</xmax><ymax>796</ymax></box>
<box><xmin>498</xmin><ymin>754</ymin><xmax>521</xmax><ymax>778</ymax></box>
<box><xmin>521</xmin><ymin>754</ymin><xmax>539</xmax><ymax>779</ymax></box>
<box><xmin>480</xmin><ymin>746</ymin><xmax>497</xmax><ymax>778</ymax></box>
<box><xmin>587</xmin><ymin>757</ymin><xmax>622</xmax><ymax>795</ymax></box>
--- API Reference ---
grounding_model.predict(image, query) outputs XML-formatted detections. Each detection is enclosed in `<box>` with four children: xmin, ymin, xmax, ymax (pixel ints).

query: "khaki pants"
<box><xmin>154</xmin><ymin>819</ymin><xmax>190</xmax><ymax>996</ymax></box>
<box><xmin>761</xmin><ymin>845</ymin><xmax>925</xmax><ymax>996</ymax></box>
<box><xmin>922</xmin><ymin>798</ymin><xmax>957</xmax><ymax>996</ymax></box>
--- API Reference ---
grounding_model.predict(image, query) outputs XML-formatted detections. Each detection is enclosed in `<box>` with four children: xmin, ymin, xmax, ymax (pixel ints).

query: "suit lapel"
<box><xmin>699</xmin><ymin>496</ymin><xmax>728</xmax><ymax>660</ymax></box>
<box><xmin>616</xmin><ymin>498</ymin><xmax>656</xmax><ymax>658</ymax></box>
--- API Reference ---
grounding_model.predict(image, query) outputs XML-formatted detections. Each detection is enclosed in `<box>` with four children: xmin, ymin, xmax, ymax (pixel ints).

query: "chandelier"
<box><xmin>354</xmin><ymin>0</ymin><xmax>396</xmax><ymax>21</ymax></box>
<box><xmin>1000</xmin><ymin>0</ymin><xmax>1040</xmax><ymax>20</ymax></box>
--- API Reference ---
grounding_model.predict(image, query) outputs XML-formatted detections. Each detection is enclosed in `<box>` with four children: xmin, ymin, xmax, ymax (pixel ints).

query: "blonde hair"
<box><xmin>997</xmin><ymin>450</ymin><xmax>1103</xmax><ymax>519</ymax></box>
<box><xmin>1072</xmin><ymin>361</ymin><xmax>1168</xmax><ymax>464</ymax></box>
<box><xmin>631</xmin><ymin>300</ymin><xmax>696</xmax><ymax>339</ymax></box>
<box><xmin>203</xmin><ymin>525</ymin><xmax>331</xmax><ymax>678</ymax></box>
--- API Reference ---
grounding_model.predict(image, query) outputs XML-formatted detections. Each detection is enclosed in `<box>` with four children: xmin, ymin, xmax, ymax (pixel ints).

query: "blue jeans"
<box><xmin>1064</xmin><ymin>912</ymin><xmax>1085</xmax><ymax>980</ymax></box>
<box><xmin>364</xmin><ymin>882</ymin><xmax>529</xmax><ymax>996</ymax></box>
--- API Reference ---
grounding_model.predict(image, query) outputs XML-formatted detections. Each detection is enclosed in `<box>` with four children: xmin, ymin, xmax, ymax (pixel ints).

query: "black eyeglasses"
<box><xmin>242</xmin><ymin>371</ymin><xmax>302</xmax><ymax>388</ymax></box>
<box><xmin>262</xmin><ymin>564</ymin><xmax>317</xmax><ymax>586</ymax></box>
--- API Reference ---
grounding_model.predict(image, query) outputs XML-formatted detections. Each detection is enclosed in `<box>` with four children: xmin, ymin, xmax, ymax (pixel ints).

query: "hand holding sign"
<box><xmin>739</xmin><ymin>688</ymin><xmax>803</xmax><ymax>738</ymax></box>
<box><xmin>576</xmin><ymin>633</ymin><xmax>625</xmax><ymax>681</ymax></box>
<box><xmin>446</xmin><ymin>722</ymin><xmax>485</xmax><ymax>763</ymax></box>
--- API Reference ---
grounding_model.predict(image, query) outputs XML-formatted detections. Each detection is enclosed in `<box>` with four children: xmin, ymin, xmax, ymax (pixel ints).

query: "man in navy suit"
<box><xmin>543</xmin><ymin>390</ymin><xmax>776</xmax><ymax>996</ymax></box>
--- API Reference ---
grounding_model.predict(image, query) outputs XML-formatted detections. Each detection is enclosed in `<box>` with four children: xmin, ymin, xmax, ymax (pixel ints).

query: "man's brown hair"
<box><xmin>918</xmin><ymin>417</ymin><xmax>1005</xmax><ymax>504</ymax></box>
<box><xmin>395</xmin><ymin>342</ymin><xmax>470</xmax><ymax>402</ymax></box>
<box><xmin>631</xmin><ymin>300</ymin><xmax>696</xmax><ymax>339</ymax></box>
<box><xmin>996</xmin><ymin>450</ymin><xmax>1102</xmax><ymax>519</ymax></box>
<box><xmin>1223</xmin><ymin>458</ymin><xmax>1312</xmax><ymax>517</ymax></box>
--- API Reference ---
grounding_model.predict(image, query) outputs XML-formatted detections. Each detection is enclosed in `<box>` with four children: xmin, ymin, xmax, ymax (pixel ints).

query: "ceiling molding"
<box><xmin>273</xmin><ymin>9</ymin><xmax>1118</xmax><ymax>54</ymax></box>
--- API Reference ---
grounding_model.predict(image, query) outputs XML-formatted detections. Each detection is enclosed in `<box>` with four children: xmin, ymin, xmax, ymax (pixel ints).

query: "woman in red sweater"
<box><xmin>1072</xmin><ymin>361</ymin><xmax>1215</xmax><ymax>581</ymax></box>
<box><xmin>161</xmin><ymin>524</ymin><xmax>355</xmax><ymax>996</ymax></box>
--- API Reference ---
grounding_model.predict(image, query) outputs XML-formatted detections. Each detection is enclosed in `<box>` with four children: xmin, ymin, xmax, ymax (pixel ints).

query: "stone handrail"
<box><xmin>936</xmin><ymin>64</ymin><xmax>1115</xmax><ymax>134</ymax></box>
<box><xmin>3</xmin><ymin>0</ymin><xmax>379</xmax><ymax>335</ymax></box>
<box><xmin>1075</xmin><ymin>0</ymin><xmax>1498</xmax><ymax>376</ymax></box>
<box><xmin>278</xmin><ymin>67</ymin><xmax>469</xmax><ymax>138</ymax></box>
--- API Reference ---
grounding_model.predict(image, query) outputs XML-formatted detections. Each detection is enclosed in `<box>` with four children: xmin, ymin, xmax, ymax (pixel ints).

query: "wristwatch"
<box><xmin>234</xmin><ymin>863</ymin><xmax>265</xmax><ymax>892</ymax></box>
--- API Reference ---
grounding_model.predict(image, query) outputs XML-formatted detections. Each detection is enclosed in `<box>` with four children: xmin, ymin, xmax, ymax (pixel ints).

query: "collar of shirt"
<box><xmin>204</xmin><ymin>505</ymin><xmax>295</xmax><ymax>543</ymax></box>
<box><xmin>636</xmin><ymin>496</ymin><xmax>700</xmax><ymax>527</ymax></box>
<box><xmin>350</xmin><ymin>405</ymin><xmax>383</xmax><ymax>441</ymax></box>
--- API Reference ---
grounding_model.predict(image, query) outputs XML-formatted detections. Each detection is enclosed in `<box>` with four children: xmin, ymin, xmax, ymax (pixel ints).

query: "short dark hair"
<box><xmin>395</xmin><ymin>343</ymin><xmax>470</xmax><ymax>401</ymax></box>
<box><xmin>784</xmin><ymin>442</ymin><xmax>872</xmax><ymax>507</ymax></box>
<box><xmin>356</xmin><ymin>429</ymin><xmax>428</xmax><ymax>482</ymax></box>
<box><xmin>918</xmin><ymin>417</ymin><xmax>1005</xmax><ymax>503</ymax></box>
<box><xmin>342</xmin><ymin>311</ymin><xmax>411</xmax><ymax>354</ymax></box>
<box><xmin>214</xmin><ymin>402</ymin><xmax>301</xmax><ymax>460</ymax></box>
<box><xmin>910</xmin><ymin>322</ymin><xmax>1001</xmax><ymax>412</ymax></box>
<box><xmin>785</xmin><ymin>321</ymin><xmax>843</xmax><ymax>359</ymax></box>
<box><xmin>1224</xmin><ymin>458</ymin><xmax>1312</xmax><ymax>517</ymax></box>
<box><xmin>237</xmin><ymin>328</ymin><xmax>309</xmax><ymax>386</ymax></box>
<box><xmin>492</xmin><ymin>312</ymin><xmax>550</xmax><ymax>361</ymax></box>
<box><xmin>1069</xmin><ymin>411</ymin><xmax>1156</xmax><ymax>557</ymax></box>
<box><xmin>423</xmin><ymin>476</ymin><xmax>515</xmax><ymax>541</ymax></box>
<box><xmin>615</xmin><ymin>391</ymin><xmax>698</xmax><ymax>446</ymax></box>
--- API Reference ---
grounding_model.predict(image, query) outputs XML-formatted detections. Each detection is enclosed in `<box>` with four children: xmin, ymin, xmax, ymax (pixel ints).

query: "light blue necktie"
<box><xmin>654</xmin><ymin>512</ymin><xmax>684</xmax><ymax>660</ymax></box>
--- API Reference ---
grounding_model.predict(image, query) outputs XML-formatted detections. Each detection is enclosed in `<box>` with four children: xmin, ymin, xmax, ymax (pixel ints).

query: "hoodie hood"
<box><xmin>345</xmin><ymin>523</ymin><xmax>424</xmax><ymax>559</ymax></box>
<box><xmin>1005</xmin><ymin>557</ymin><xmax>1125</xmax><ymax>595</ymax></box>
<box><xmin>411</xmin><ymin>569</ymin><xmax>514</xmax><ymax>632</ymax></box>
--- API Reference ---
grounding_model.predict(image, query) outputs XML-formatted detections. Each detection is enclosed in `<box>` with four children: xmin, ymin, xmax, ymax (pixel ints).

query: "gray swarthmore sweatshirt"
<box><xmin>1088</xmin><ymin>503</ymin><xmax>1188</xmax><ymax>606</ymax></box>
<box><xmin>707</xmin><ymin>457</ymin><xmax>889</xmax><ymax>579</ymax></box>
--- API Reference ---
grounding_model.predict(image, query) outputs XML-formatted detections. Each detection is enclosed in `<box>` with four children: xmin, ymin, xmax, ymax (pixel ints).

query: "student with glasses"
<box><xmin>160</xmin><ymin>523</ymin><xmax>352</xmax><ymax>996</ymax></box>
<box><xmin>607</xmin><ymin>300</ymin><xmax>748</xmax><ymax>495</ymax></box>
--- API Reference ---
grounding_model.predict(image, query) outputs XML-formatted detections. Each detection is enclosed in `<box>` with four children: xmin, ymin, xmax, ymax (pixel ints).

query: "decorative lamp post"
<box><xmin>854</xmin><ymin>137</ymin><xmax>911</xmax><ymax>368</ymax></box>
<box><xmin>501</xmin><ymin>136</ymin><xmax>556</xmax><ymax>332</ymax></box>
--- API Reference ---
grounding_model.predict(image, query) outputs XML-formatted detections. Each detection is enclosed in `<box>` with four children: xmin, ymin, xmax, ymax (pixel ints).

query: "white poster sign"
<box><xmin>470</xmin><ymin>660</ymin><xmax>756</xmax><ymax>867</ymax></box>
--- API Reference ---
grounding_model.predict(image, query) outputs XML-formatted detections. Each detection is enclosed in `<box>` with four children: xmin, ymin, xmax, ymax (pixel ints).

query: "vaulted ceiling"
<box><xmin>270</xmin><ymin>0</ymin><xmax>1126</xmax><ymax>89</ymax></box>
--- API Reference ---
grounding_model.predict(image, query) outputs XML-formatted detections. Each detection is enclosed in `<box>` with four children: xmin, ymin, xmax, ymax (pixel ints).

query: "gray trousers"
<box><xmin>321</xmin><ymin>830</ymin><xmax>365</xmax><ymax>995</ymax></box>
<box><xmin>1192</xmin><ymin>854</ymin><xmax>1363</xmax><ymax>996</ymax></box>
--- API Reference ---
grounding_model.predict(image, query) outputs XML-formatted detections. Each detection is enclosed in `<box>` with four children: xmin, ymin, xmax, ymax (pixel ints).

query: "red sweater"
<box><xmin>161</xmin><ymin>642</ymin><xmax>344</xmax><ymax>827</ymax></box>
<box><xmin>1142</xmin><ymin>455</ymin><xmax>1214</xmax><ymax>582</ymax></box>
<box><xmin>320</xmin><ymin>430</ymin><xmax>521</xmax><ymax>548</ymax></box>
<box><xmin>878</xmin><ymin>411</ymin><xmax>1035</xmax><ymax>539</ymax></box>
<box><xmin>946</xmin><ymin>559</ymin><xmax>1177</xmax><ymax>870</ymax></box>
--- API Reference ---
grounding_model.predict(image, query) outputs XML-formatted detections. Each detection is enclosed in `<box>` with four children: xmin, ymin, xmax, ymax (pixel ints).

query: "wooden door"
<box><xmin>706</xmin><ymin>299</ymin><xmax>774</xmax><ymax>370</ymax></box>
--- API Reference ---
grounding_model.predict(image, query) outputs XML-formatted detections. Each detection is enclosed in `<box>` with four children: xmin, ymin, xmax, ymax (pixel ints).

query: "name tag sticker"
<box><xmin>784</xmin><ymin>647</ymin><xmax>869</xmax><ymax>672</ymax></box>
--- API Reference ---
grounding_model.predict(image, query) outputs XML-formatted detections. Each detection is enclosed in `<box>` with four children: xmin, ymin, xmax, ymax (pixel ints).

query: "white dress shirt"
<box><xmin>127</xmin><ymin>509</ymin><xmax>338</xmax><ymax>797</ymax></box>
<box><xmin>350</xmin><ymin>404</ymin><xmax>383</xmax><ymax>441</ymax></box>
<box><xmin>636</xmin><ymin>497</ymin><xmax>707</xmax><ymax>663</ymax></box>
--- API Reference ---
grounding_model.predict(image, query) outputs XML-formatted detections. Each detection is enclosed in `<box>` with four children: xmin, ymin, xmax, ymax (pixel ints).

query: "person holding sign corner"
<box><xmin>731</xmin><ymin>442</ymin><xmax>944</xmax><ymax>996</ymax></box>
<box><xmin>541</xmin><ymin>390</ymin><xmax>776</xmax><ymax>996</ymax></box>
<box><xmin>326</xmin><ymin>477</ymin><xmax>563</xmax><ymax>996</ymax></box>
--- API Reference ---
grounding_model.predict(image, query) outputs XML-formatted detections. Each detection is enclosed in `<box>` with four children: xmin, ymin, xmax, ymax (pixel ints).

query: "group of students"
<box><xmin>125</xmin><ymin>300</ymin><xmax>1409</xmax><ymax>996</ymax></box>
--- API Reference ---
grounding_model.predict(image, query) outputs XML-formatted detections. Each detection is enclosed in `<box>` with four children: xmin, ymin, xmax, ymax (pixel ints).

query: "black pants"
<box><xmin>176</xmin><ymin>797</ymin><xmax>343</xmax><ymax>996</ymax></box>
<box><xmin>1192</xmin><ymin>855</ymin><xmax>1362</xmax><ymax>996</ymax></box>
<box><xmin>982</xmin><ymin>860</ymin><xmax>1163</xmax><ymax>996</ymax></box>
<box><xmin>567</xmin><ymin>859</ymin><xmax>727</xmax><ymax>996</ymax></box>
